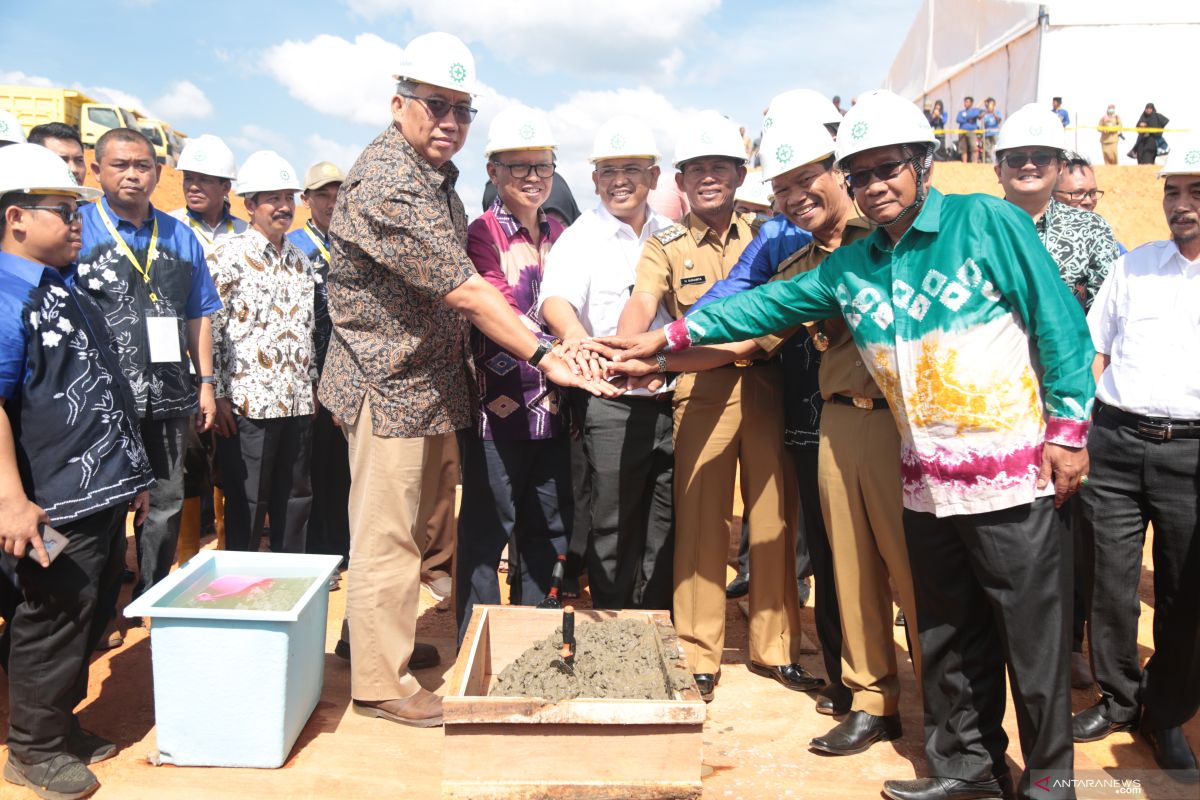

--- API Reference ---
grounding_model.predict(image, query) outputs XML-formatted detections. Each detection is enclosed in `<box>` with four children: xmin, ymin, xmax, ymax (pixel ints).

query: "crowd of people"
<box><xmin>0</xmin><ymin>28</ymin><xmax>1196</xmax><ymax>800</ymax></box>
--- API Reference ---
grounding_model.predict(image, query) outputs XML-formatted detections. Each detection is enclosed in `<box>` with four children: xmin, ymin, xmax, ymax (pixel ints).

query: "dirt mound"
<box><xmin>82</xmin><ymin>153</ymin><xmax>311</xmax><ymax>231</ymax></box>
<box><xmin>930</xmin><ymin>162</ymin><xmax>1168</xmax><ymax>250</ymax></box>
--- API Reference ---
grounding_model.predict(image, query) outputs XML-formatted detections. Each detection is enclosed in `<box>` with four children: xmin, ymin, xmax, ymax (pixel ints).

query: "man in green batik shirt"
<box><xmin>596</xmin><ymin>91</ymin><xmax>1093</xmax><ymax>800</ymax></box>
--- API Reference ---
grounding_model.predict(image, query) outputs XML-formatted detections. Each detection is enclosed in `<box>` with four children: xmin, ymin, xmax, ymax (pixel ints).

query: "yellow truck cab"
<box><xmin>0</xmin><ymin>85</ymin><xmax>142</xmax><ymax>147</ymax></box>
<box><xmin>139</xmin><ymin>118</ymin><xmax>178</xmax><ymax>165</ymax></box>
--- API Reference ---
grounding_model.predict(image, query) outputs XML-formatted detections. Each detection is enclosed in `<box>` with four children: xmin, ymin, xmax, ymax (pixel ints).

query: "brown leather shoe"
<box><xmin>353</xmin><ymin>689</ymin><xmax>443</xmax><ymax>728</ymax></box>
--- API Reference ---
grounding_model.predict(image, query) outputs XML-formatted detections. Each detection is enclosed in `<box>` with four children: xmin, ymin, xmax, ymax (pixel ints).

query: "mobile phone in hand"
<box><xmin>33</xmin><ymin>523</ymin><xmax>68</xmax><ymax>565</ymax></box>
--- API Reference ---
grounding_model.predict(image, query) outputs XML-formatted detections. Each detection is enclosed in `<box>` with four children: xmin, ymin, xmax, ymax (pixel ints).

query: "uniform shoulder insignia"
<box><xmin>654</xmin><ymin>223</ymin><xmax>687</xmax><ymax>246</ymax></box>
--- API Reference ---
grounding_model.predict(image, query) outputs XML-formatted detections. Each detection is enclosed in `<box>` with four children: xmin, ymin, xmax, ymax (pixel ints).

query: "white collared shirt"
<box><xmin>169</xmin><ymin>206</ymin><xmax>249</xmax><ymax>257</ymax></box>
<box><xmin>1089</xmin><ymin>239</ymin><xmax>1200</xmax><ymax>418</ymax></box>
<box><xmin>537</xmin><ymin>204</ymin><xmax>674</xmax><ymax>337</ymax></box>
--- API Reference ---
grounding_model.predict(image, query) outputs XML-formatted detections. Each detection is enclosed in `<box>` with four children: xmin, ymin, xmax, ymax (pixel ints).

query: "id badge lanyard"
<box><xmin>303</xmin><ymin>221</ymin><xmax>330</xmax><ymax>264</ymax></box>
<box><xmin>96</xmin><ymin>202</ymin><xmax>161</xmax><ymax>302</ymax></box>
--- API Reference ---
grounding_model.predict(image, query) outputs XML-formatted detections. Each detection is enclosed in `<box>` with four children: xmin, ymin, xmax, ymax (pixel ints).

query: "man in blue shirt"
<box><xmin>981</xmin><ymin>98</ymin><xmax>1003</xmax><ymax>164</ymax></box>
<box><xmin>955</xmin><ymin>96</ymin><xmax>983</xmax><ymax>163</ymax></box>
<box><xmin>0</xmin><ymin>143</ymin><xmax>154</xmax><ymax>800</ymax></box>
<box><xmin>80</xmin><ymin>128</ymin><xmax>222</xmax><ymax>602</ymax></box>
<box><xmin>1053</xmin><ymin>97</ymin><xmax>1070</xmax><ymax>127</ymax></box>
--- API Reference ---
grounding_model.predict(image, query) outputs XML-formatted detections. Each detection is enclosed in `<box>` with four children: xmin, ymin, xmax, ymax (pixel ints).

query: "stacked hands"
<box><xmin>546</xmin><ymin>330</ymin><xmax>669</xmax><ymax>395</ymax></box>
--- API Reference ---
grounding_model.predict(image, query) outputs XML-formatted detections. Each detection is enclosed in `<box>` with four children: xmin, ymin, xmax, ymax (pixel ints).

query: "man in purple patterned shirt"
<box><xmin>455</xmin><ymin>107</ymin><xmax>569</xmax><ymax>644</ymax></box>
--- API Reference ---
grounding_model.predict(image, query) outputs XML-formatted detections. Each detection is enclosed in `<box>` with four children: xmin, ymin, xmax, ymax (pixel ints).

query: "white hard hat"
<box><xmin>1158</xmin><ymin>136</ymin><xmax>1200</xmax><ymax>177</ymax></box>
<box><xmin>834</xmin><ymin>90</ymin><xmax>937</xmax><ymax>168</ymax></box>
<box><xmin>394</xmin><ymin>31</ymin><xmax>480</xmax><ymax>96</ymax></box>
<box><xmin>0</xmin><ymin>143</ymin><xmax>100</xmax><ymax>200</ymax></box>
<box><xmin>735</xmin><ymin>171</ymin><xmax>773</xmax><ymax>209</ymax></box>
<box><xmin>589</xmin><ymin>116</ymin><xmax>660</xmax><ymax>163</ymax></box>
<box><xmin>234</xmin><ymin>150</ymin><xmax>301</xmax><ymax>196</ymax></box>
<box><xmin>763</xmin><ymin>89</ymin><xmax>841</xmax><ymax>133</ymax></box>
<box><xmin>0</xmin><ymin>108</ymin><xmax>26</xmax><ymax>144</ymax></box>
<box><xmin>485</xmin><ymin>106</ymin><xmax>557</xmax><ymax>157</ymax></box>
<box><xmin>672</xmin><ymin>111</ymin><xmax>747</xmax><ymax>168</ymax></box>
<box><xmin>177</xmin><ymin>134</ymin><xmax>238</xmax><ymax>179</ymax></box>
<box><xmin>760</xmin><ymin>117</ymin><xmax>837</xmax><ymax>181</ymax></box>
<box><xmin>995</xmin><ymin>104</ymin><xmax>1066</xmax><ymax>155</ymax></box>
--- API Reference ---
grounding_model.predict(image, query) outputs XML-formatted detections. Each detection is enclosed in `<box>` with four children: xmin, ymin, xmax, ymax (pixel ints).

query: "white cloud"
<box><xmin>304</xmin><ymin>134</ymin><xmax>365</xmax><ymax>174</ymax></box>
<box><xmin>0</xmin><ymin>70</ymin><xmax>54</xmax><ymax>87</ymax></box>
<box><xmin>263</xmin><ymin>33</ymin><xmax>405</xmax><ymax>127</ymax></box>
<box><xmin>153</xmin><ymin>80</ymin><xmax>214</xmax><ymax>121</ymax></box>
<box><xmin>228</xmin><ymin>123</ymin><xmax>290</xmax><ymax>155</ymax></box>
<box><xmin>342</xmin><ymin>0</ymin><xmax>719</xmax><ymax>78</ymax></box>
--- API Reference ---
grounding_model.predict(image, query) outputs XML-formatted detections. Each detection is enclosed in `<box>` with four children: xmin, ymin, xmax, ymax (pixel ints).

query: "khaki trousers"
<box><xmin>345</xmin><ymin>395</ymin><xmax>454</xmax><ymax>701</ymax></box>
<box><xmin>818</xmin><ymin>402</ymin><xmax>920</xmax><ymax>715</ymax></box>
<box><xmin>672</xmin><ymin>364</ymin><xmax>801</xmax><ymax>674</ymax></box>
<box><xmin>421</xmin><ymin>437</ymin><xmax>459</xmax><ymax>582</ymax></box>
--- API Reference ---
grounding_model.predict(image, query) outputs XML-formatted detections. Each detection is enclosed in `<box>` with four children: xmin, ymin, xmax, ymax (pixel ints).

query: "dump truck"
<box><xmin>0</xmin><ymin>85</ymin><xmax>143</xmax><ymax>147</ymax></box>
<box><xmin>138</xmin><ymin>118</ymin><xmax>188</xmax><ymax>166</ymax></box>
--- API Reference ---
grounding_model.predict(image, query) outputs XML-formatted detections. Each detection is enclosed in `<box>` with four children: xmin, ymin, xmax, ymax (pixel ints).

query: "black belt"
<box><xmin>828</xmin><ymin>393</ymin><xmax>888</xmax><ymax>411</ymax></box>
<box><xmin>1096</xmin><ymin>401</ymin><xmax>1200</xmax><ymax>442</ymax></box>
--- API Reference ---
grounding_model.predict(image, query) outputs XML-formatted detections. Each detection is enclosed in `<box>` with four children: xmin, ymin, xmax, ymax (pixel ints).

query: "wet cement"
<box><xmin>490</xmin><ymin>618</ymin><xmax>694</xmax><ymax>702</ymax></box>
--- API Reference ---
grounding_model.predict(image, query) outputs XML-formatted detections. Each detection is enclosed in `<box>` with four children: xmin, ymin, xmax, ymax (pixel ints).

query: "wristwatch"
<box><xmin>527</xmin><ymin>338</ymin><xmax>559</xmax><ymax>368</ymax></box>
<box><xmin>194</xmin><ymin>375</ymin><xmax>216</xmax><ymax>385</ymax></box>
<box><xmin>655</xmin><ymin>352</ymin><xmax>669</xmax><ymax>374</ymax></box>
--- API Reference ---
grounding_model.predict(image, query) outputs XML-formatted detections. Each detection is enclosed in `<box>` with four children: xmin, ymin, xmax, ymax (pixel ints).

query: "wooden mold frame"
<box><xmin>442</xmin><ymin>605</ymin><xmax>706</xmax><ymax>800</ymax></box>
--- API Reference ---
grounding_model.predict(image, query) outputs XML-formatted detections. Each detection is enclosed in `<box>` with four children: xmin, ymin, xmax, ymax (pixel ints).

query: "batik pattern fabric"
<box><xmin>465</xmin><ymin>199</ymin><xmax>565</xmax><ymax>440</ymax></box>
<box><xmin>318</xmin><ymin>123</ymin><xmax>475</xmax><ymax>439</ymax></box>
<box><xmin>674</xmin><ymin>190</ymin><xmax>1096</xmax><ymax>517</ymax></box>
<box><xmin>209</xmin><ymin>229</ymin><xmax>319</xmax><ymax>419</ymax></box>
<box><xmin>79</xmin><ymin>197</ymin><xmax>222</xmax><ymax>418</ymax></box>
<box><xmin>0</xmin><ymin>253</ymin><xmax>153</xmax><ymax>524</ymax></box>
<box><xmin>1034</xmin><ymin>198</ymin><xmax>1119</xmax><ymax>312</ymax></box>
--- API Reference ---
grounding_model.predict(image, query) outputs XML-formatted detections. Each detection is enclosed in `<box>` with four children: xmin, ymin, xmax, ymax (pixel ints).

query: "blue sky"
<box><xmin>1</xmin><ymin>0</ymin><xmax>923</xmax><ymax>214</ymax></box>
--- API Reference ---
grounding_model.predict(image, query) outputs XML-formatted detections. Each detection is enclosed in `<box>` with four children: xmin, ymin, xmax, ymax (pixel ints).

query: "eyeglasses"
<box><xmin>846</xmin><ymin>160</ymin><xmax>909</xmax><ymax>189</ymax></box>
<box><xmin>1001</xmin><ymin>152</ymin><xmax>1056</xmax><ymax>169</ymax></box>
<box><xmin>398</xmin><ymin>93</ymin><xmax>477</xmax><ymax>124</ymax></box>
<box><xmin>594</xmin><ymin>165</ymin><xmax>650</xmax><ymax>182</ymax></box>
<box><xmin>16</xmin><ymin>204</ymin><xmax>82</xmax><ymax>225</ymax></box>
<box><xmin>1055</xmin><ymin>189</ymin><xmax>1104</xmax><ymax>202</ymax></box>
<box><xmin>491</xmin><ymin>161</ymin><xmax>556</xmax><ymax>179</ymax></box>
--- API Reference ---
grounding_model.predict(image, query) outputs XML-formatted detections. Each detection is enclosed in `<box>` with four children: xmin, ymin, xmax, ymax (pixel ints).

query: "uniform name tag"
<box><xmin>680</xmin><ymin>276</ymin><xmax>707</xmax><ymax>286</ymax></box>
<box><xmin>146</xmin><ymin>316</ymin><xmax>182</xmax><ymax>363</ymax></box>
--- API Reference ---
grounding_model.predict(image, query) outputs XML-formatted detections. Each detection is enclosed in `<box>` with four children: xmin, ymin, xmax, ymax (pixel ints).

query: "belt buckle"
<box><xmin>733</xmin><ymin>359</ymin><xmax>754</xmax><ymax>368</ymax></box>
<box><xmin>852</xmin><ymin>395</ymin><xmax>874</xmax><ymax>410</ymax></box>
<box><xmin>1136</xmin><ymin>420</ymin><xmax>1172</xmax><ymax>441</ymax></box>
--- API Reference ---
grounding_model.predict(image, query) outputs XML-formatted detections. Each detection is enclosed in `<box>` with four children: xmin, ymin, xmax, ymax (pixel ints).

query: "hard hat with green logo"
<box><xmin>672</xmin><ymin>111</ymin><xmax>747</xmax><ymax>168</ymax></box>
<box><xmin>760</xmin><ymin>116</ymin><xmax>836</xmax><ymax>181</ymax></box>
<box><xmin>734</xmin><ymin>171</ymin><xmax>773</xmax><ymax>209</ymax></box>
<box><xmin>485</xmin><ymin>106</ymin><xmax>557</xmax><ymax>157</ymax></box>
<box><xmin>177</xmin><ymin>134</ymin><xmax>238</xmax><ymax>179</ymax></box>
<box><xmin>394</xmin><ymin>31</ymin><xmax>480</xmax><ymax>96</ymax></box>
<box><xmin>834</xmin><ymin>90</ymin><xmax>937</xmax><ymax>169</ymax></box>
<box><xmin>0</xmin><ymin>108</ymin><xmax>26</xmax><ymax>145</ymax></box>
<box><xmin>1158</xmin><ymin>136</ymin><xmax>1200</xmax><ymax>177</ymax></box>
<box><xmin>0</xmin><ymin>143</ymin><xmax>100</xmax><ymax>200</ymax></box>
<box><xmin>589</xmin><ymin>116</ymin><xmax>660</xmax><ymax>163</ymax></box>
<box><xmin>234</xmin><ymin>150</ymin><xmax>301</xmax><ymax>196</ymax></box>
<box><xmin>995</xmin><ymin>104</ymin><xmax>1066</xmax><ymax>155</ymax></box>
<box><xmin>762</xmin><ymin>89</ymin><xmax>842</xmax><ymax>134</ymax></box>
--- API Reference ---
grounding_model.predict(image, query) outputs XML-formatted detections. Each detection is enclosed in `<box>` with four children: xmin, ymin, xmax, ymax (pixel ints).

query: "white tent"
<box><xmin>885</xmin><ymin>0</ymin><xmax>1199</xmax><ymax>164</ymax></box>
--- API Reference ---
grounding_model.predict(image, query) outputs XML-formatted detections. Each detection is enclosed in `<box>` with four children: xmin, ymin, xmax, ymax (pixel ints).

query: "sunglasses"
<box><xmin>491</xmin><ymin>161</ymin><xmax>556</xmax><ymax>179</ymax></box>
<box><xmin>17</xmin><ymin>204</ymin><xmax>82</xmax><ymax>225</ymax></box>
<box><xmin>846</xmin><ymin>160</ymin><xmax>908</xmax><ymax>189</ymax></box>
<box><xmin>1001</xmin><ymin>152</ymin><xmax>1057</xmax><ymax>169</ymax></box>
<box><xmin>399</xmin><ymin>93</ymin><xmax>477</xmax><ymax>125</ymax></box>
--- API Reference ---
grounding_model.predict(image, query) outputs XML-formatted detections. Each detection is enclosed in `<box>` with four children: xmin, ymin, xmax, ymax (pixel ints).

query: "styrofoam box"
<box><xmin>125</xmin><ymin>550</ymin><xmax>342</xmax><ymax>768</ymax></box>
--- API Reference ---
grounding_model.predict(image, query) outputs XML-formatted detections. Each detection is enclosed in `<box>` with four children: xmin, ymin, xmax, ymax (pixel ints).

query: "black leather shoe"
<box><xmin>882</xmin><ymin>776</ymin><xmax>1003</xmax><ymax>800</ymax></box>
<box><xmin>692</xmin><ymin>669</ymin><xmax>721</xmax><ymax>703</ymax></box>
<box><xmin>810</xmin><ymin>710</ymin><xmax>902</xmax><ymax>755</ymax></box>
<box><xmin>1143</xmin><ymin>726</ymin><xmax>1199</xmax><ymax>781</ymax></box>
<box><xmin>814</xmin><ymin>684</ymin><xmax>852</xmax><ymax>716</ymax></box>
<box><xmin>1072</xmin><ymin>701</ymin><xmax>1138</xmax><ymax>742</ymax></box>
<box><xmin>747</xmin><ymin>661</ymin><xmax>825</xmax><ymax>692</ymax></box>
<box><xmin>725</xmin><ymin>574</ymin><xmax>749</xmax><ymax>598</ymax></box>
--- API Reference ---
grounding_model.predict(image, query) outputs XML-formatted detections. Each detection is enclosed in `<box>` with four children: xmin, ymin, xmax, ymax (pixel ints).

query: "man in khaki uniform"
<box><xmin>618</xmin><ymin>112</ymin><xmax>818</xmax><ymax>701</ymax></box>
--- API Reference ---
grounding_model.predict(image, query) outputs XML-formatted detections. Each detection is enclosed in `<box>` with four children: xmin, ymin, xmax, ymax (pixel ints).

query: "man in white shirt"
<box><xmin>169</xmin><ymin>135</ymin><xmax>248</xmax><ymax>257</ymax></box>
<box><xmin>537</xmin><ymin>116</ymin><xmax>675</xmax><ymax>610</ymax></box>
<box><xmin>1074</xmin><ymin>140</ymin><xmax>1200</xmax><ymax>783</ymax></box>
